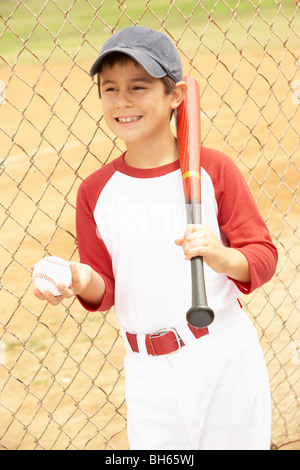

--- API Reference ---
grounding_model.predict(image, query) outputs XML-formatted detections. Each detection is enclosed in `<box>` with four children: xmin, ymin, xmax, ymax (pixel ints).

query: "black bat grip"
<box><xmin>185</xmin><ymin>202</ymin><xmax>215</xmax><ymax>328</ymax></box>
<box><xmin>186</xmin><ymin>256</ymin><xmax>215</xmax><ymax>328</ymax></box>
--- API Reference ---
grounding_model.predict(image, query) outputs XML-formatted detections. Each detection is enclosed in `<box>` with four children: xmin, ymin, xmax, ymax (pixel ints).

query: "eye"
<box><xmin>105</xmin><ymin>87</ymin><xmax>118</xmax><ymax>92</ymax></box>
<box><xmin>132</xmin><ymin>85</ymin><xmax>146</xmax><ymax>91</ymax></box>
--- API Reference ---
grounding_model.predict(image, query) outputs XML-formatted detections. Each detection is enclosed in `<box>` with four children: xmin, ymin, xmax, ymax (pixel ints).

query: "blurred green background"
<box><xmin>1</xmin><ymin>0</ymin><xmax>298</xmax><ymax>66</ymax></box>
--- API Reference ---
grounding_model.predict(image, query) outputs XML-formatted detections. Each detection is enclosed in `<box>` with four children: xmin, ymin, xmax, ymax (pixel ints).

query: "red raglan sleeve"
<box><xmin>75</xmin><ymin>168</ymin><xmax>115</xmax><ymax>311</ymax></box>
<box><xmin>202</xmin><ymin>147</ymin><xmax>278</xmax><ymax>295</ymax></box>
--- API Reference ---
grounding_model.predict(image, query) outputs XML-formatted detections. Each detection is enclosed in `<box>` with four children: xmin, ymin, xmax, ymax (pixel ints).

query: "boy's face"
<box><xmin>99</xmin><ymin>60</ymin><xmax>177</xmax><ymax>146</ymax></box>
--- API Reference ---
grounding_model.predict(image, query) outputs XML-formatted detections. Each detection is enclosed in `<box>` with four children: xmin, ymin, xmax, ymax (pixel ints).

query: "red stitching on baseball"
<box><xmin>33</xmin><ymin>273</ymin><xmax>59</xmax><ymax>288</ymax></box>
<box><xmin>46</xmin><ymin>258</ymin><xmax>69</xmax><ymax>268</ymax></box>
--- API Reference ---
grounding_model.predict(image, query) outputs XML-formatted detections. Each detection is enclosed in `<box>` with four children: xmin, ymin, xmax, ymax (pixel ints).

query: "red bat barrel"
<box><xmin>177</xmin><ymin>76</ymin><xmax>201</xmax><ymax>206</ymax></box>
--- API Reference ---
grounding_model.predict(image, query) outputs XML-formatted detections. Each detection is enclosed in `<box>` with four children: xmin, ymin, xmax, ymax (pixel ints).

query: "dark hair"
<box><xmin>96</xmin><ymin>52</ymin><xmax>176</xmax><ymax>119</ymax></box>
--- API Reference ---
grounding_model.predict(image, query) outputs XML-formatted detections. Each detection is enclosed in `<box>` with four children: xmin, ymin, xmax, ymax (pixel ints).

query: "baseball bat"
<box><xmin>176</xmin><ymin>76</ymin><xmax>215</xmax><ymax>328</ymax></box>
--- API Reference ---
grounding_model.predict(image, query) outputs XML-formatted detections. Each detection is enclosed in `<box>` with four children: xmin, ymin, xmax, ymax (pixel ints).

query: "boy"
<box><xmin>33</xmin><ymin>26</ymin><xmax>278</xmax><ymax>450</ymax></box>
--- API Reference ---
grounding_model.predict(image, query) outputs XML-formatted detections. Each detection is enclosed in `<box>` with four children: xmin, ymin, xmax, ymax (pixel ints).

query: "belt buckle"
<box><xmin>150</xmin><ymin>328</ymin><xmax>182</xmax><ymax>356</ymax></box>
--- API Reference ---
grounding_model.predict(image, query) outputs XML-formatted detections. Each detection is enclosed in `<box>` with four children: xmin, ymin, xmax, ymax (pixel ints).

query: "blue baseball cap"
<box><xmin>89</xmin><ymin>26</ymin><xmax>183</xmax><ymax>83</ymax></box>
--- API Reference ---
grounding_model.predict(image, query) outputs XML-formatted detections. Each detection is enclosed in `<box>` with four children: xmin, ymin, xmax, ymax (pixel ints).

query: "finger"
<box><xmin>186</xmin><ymin>225</ymin><xmax>205</xmax><ymax>241</ymax></box>
<box><xmin>184</xmin><ymin>245</ymin><xmax>207</xmax><ymax>260</ymax></box>
<box><xmin>69</xmin><ymin>262</ymin><xmax>80</xmax><ymax>281</ymax></box>
<box><xmin>33</xmin><ymin>288</ymin><xmax>47</xmax><ymax>301</ymax></box>
<box><xmin>174</xmin><ymin>238</ymin><xmax>184</xmax><ymax>246</ymax></box>
<box><xmin>56</xmin><ymin>283</ymin><xmax>74</xmax><ymax>299</ymax></box>
<box><xmin>43</xmin><ymin>290</ymin><xmax>64</xmax><ymax>306</ymax></box>
<box><xmin>186</xmin><ymin>236</ymin><xmax>206</xmax><ymax>250</ymax></box>
<box><xmin>69</xmin><ymin>263</ymin><xmax>83</xmax><ymax>293</ymax></box>
<box><xmin>34</xmin><ymin>288</ymin><xmax>63</xmax><ymax>306</ymax></box>
<box><xmin>185</xmin><ymin>224</ymin><xmax>202</xmax><ymax>234</ymax></box>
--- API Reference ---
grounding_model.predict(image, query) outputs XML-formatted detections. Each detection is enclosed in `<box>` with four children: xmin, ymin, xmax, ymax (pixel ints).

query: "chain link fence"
<box><xmin>0</xmin><ymin>0</ymin><xmax>299</xmax><ymax>450</ymax></box>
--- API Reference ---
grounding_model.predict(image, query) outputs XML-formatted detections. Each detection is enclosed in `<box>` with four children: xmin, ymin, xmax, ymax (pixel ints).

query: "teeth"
<box><xmin>118</xmin><ymin>116</ymin><xmax>140</xmax><ymax>123</ymax></box>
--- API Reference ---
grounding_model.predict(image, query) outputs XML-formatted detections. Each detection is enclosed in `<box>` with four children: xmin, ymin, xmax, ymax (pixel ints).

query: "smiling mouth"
<box><xmin>116</xmin><ymin>116</ymin><xmax>142</xmax><ymax>123</ymax></box>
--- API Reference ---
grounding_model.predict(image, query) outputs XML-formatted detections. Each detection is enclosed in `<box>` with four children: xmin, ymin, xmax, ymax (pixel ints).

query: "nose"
<box><xmin>115</xmin><ymin>89</ymin><xmax>133</xmax><ymax>109</ymax></box>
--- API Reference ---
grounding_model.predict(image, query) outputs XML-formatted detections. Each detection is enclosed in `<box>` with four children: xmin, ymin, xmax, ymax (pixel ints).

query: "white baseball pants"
<box><xmin>123</xmin><ymin>308</ymin><xmax>271</xmax><ymax>450</ymax></box>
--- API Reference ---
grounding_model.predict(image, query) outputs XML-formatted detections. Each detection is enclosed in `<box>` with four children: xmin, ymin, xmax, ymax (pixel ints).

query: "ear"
<box><xmin>170</xmin><ymin>81</ymin><xmax>188</xmax><ymax>110</ymax></box>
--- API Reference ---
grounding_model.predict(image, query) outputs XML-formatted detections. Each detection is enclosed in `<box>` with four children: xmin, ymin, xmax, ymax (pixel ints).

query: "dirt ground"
<box><xmin>0</xmin><ymin>47</ymin><xmax>299</xmax><ymax>449</ymax></box>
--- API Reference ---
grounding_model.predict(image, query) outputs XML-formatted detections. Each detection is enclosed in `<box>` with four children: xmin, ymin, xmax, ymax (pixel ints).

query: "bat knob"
<box><xmin>186</xmin><ymin>305</ymin><xmax>215</xmax><ymax>328</ymax></box>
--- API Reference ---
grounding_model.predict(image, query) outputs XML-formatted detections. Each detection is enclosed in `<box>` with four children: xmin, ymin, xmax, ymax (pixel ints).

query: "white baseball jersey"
<box><xmin>76</xmin><ymin>147</ymin><xmax>277</xmax><ymax>334</ymax></box>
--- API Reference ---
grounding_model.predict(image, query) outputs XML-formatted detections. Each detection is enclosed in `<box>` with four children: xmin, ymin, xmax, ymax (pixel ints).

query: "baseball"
<box><xmin>32</xmin><ymin>256</ymin><xmax>72</xmax><ymax>296</ymax></box>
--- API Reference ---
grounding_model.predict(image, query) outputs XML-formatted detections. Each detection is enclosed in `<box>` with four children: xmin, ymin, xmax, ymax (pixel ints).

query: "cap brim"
<box><xmin>89</xmin><ymin>47</ymin><xmax>167</xmax><ymax>78</ymax></box>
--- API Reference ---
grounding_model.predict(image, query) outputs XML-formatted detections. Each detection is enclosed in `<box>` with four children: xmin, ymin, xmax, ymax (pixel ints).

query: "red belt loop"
<box><xmin>126</xmin><ymin>325</ymin><xmax>208</xmax><ymax>356</ymax></box>
<box><xmin>145</xmin><ymin>334</ymin><xmax>157</xmax><ymax>356</ymax></box>
<box><xmin>126</xmin><ymin>332</ymin><xmax>139</xmax><ymax>353</ymax></box>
